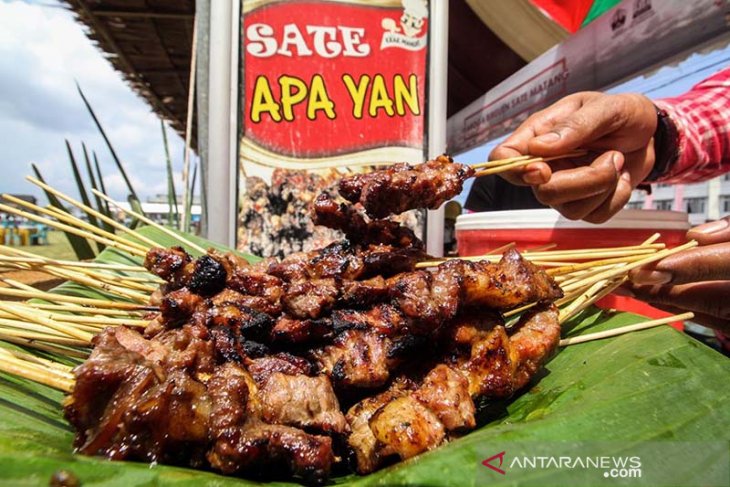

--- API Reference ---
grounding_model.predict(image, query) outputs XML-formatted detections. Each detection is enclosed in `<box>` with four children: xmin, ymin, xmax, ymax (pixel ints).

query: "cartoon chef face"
<box><xmin>400</xmin><ymin>0</ymin><xmax>428</xmax><ymax>37</ymax></box>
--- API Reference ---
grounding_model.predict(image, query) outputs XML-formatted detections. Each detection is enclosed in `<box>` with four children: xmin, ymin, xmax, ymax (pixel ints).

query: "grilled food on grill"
<box><xmin>64</xmin><ymin>162</ymin><xmax>564</xmax><ymax>484</ymax></box>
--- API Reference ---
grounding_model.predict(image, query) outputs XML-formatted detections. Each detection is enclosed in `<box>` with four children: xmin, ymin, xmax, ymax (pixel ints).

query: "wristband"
<box><xmin>644</xmin><ymin>105</ymin><xmax>679</xmax><ymax>183</ymax></box>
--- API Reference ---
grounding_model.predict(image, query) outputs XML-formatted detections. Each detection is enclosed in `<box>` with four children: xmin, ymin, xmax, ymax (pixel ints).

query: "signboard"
<box><xmin>448</xmin><ymin>0</ymin><xmax>730</xmax><ymax>154</ymax></box>
<box><xmin>237</xmin><ymin>0</ymin><xmax>430</xmax><ymax>256</ymax></box>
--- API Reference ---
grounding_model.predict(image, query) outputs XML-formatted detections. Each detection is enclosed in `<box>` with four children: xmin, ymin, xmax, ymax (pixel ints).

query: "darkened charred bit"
<box><xmin>188</xmin><ymin>255</ymin><xmax>228</xmax><ymax>296</ymax></box>
<box><xmin>337</xmin><ymin>155</ymin><xmax>475</xmax><ymax>218</ymax></box>
<box><xmin>270</xmin><ymin>315</ymin><xmax>332</xmax><ymax>344</ymax></box>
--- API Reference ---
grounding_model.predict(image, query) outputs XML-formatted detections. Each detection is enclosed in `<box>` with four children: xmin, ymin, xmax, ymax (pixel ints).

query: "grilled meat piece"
<box><xmin>144</xmin><ymin>246</ymin><xmax>192</xmax><ymax>283</ymax></box>
<box><xmin>312</xmin><ymin>193</ymin><xmax>425</xmax><ymax>250</ymax></box>
<box><xmin>160</xmin><ymin>287</ymin><xmax>204</xmax><ymax>323</ymax></box>
<box><xmin>282</xmin><ymin>279</ymin><xmax>340</xmax><ymax>319</ymax></box>
<box><xmin>226</xmin><ymin>265</ymin><xmax>284</xmax><ymax>307</ymax></box>
<box><xmin>260</xmin><ymin>373</ymin><xmax>348</xmax><ymax>434</ymax></box>
<box><xmin>64</xmin><ymin>327</ymin><xmax>214</xmax><ymax>464</ymax></box>
<box><xmin>345</xmin><ymin>379</ymin><xmax>414</xmax><ymax>473</ymax></box>
<box><xmin>247</xmin><ymin>353</ymin><xmax>313</xmax><ymax>385</ymax></box>
<box><xmin>389</xmin><ymin>249</ymin><xmax>562</xmax><ymax>329</ymax></box>
<box><xmin>509</xmin><ymin>304</ymin><xmax>562</xmax><ymax>391</ymax></box>
<box><xmin>412</xmin><ymin>364</ymin><xmax>475</xmax><ymax>431</ymax></box>
<box><xmin>448</xmin><ymin>304</ymin><xmax>561</xmax><ymax>398</ymax></box>
<box><xmin>213</xmin><ymin>421</ymin><xmax>335</xmax><ymax>484</ymax></box>
<box><xmin>338</xmin><ymin>155</ymin><xmax>475</xmax><ymax>218</ymax></box>
<box><xmin>313</xmin><ymin>329</ymin><xmax>392</xmax><ymax>389</ymax></box>
<box><xmin>369</xmin><ymin>395</ymin><xmax>446</xmax><ymax>461</ymax></box>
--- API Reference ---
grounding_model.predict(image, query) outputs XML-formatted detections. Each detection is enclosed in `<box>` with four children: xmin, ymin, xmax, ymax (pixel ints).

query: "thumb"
<box><xmin>686</xmin><ymin>216</ymin><xmax>730</xmax><ymax>245</ymax></box>
<box><xmin>527</xmin><ymin>98</ymin><xmax>624</xmax><ymax>156</ymax></box>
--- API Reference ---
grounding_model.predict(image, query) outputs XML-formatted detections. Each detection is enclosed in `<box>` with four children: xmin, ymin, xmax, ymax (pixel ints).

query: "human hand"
<box><xmin>627</xmin><ymin>217</ymin><xmax>730</xmax><ymax>333</ymax></box>
<box><xmin>491</xmin><ymin>92</ymin><xmax>658</xmax><ymax>223</ymax></box>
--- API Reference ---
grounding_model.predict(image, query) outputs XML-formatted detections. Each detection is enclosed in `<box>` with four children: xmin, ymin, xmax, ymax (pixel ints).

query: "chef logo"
<box><xmin>380</xmin><ymin>0</ymin><xmax>428</xmax><ymax>51</ymax></box>
<box><xmin>482</xmin><ymin>451</ymin><xmax>507</xmax><ymax>475</ymax></box>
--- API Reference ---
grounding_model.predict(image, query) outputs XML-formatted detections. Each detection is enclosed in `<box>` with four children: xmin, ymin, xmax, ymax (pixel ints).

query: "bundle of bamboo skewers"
<box><xmin>0</xmin><ymin>167</ymin><xmax>695</xmax><ymax>394</ymax></box>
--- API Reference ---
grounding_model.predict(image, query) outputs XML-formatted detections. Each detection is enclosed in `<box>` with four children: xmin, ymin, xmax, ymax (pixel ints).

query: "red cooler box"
<box><xmin>455</xmin><ymin>209</ymin><xmax>690</xmax><ymax>323</ymax></box>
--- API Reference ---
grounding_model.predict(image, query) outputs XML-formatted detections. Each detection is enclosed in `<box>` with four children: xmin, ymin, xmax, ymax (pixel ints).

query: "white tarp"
<box><xmin>447</xmin><ymin>0</ymin><xmax>730</xmax><ymax>154</ymax></box>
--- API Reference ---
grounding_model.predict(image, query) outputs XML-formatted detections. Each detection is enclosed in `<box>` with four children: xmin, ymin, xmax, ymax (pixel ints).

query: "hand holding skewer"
<box><xmin>627</xmin><ymin>216</ymin><xmax>730</xmax><ymax>333</ymax></box>
<box><xmin>489</xmin><ymin>92</ymin><xmax>658</xmax><ymax>223</ymax></box>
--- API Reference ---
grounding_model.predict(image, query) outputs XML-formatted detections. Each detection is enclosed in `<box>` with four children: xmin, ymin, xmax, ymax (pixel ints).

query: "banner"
<box><xmin>238</xmin><ymin>0</ymin><xmax>429</xmax><ymax>256</ymax></box>
<box><xmin>447</xmin><ymin>0</ymin><xmax>730</xmax><ymax>154</ymax></box>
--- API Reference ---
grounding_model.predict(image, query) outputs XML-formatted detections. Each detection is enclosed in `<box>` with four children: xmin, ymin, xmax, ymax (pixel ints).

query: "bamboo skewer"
<box><xmin>26</xmin><ymin>175</ymin><xmax>161</xmax><ymax>249</ymax></box>
<box><xmin>0</xmin><ymin>335</ymin><xmax>88</xmax><ymax>359</ymax></box>
<box><xmin>0</xmin><ymin>310</ymin><xmax>148</xmax><ymax>328</ymax></box>
<box><xmin>0</xmin><ymin>255</ymin><xmax>156</xmax><ymax>296</ymax></box>
<box><xmin>473</xmin><ymin>151</ymin><xmax>588</xmax><ymax>178</ymax></box>
<box><xmin>416</xmin><ymin>246</ymin><xmax>661</xmax><ymax>269</ymax></box>
<box><xmin>0</xmin><ymin>254</ymin><xmax>148</xmax><ymax>273</ymax></box>
<box><xmin>24</xmin><ymin>302</ymin><xmax>142</xmax><ymax>317</ymax></box>
<box><xmin>11</xmin><ymin>263</ymin><xmax>151</xmax><ymax>303</ymax></box>
<box><xmin>0</xmin><ymin>203</ymin><xmax>145</xmax><ymax>258</ymax></box>
<box><xmin>560</xmin><ymin>312</ymin><xmax>694</xmax><ymax>346</ymax></box>
<box><xmin>0</xmin><ymin>353</ymin><xmax>74</xmax><ymax>392</ymax></box>
<box><xmin>2</xmin><ymin>194</ymin><xmax>150</xmax><ymax>254</ymax></box>
<box><xmin>0</xmin><ymin>286</ymin><xmax>157</xmax><ymax>310</ymax></box>
<box><xmin>560</xmin><ymin>241</ymin><xmax>697</xmax><ymax>294</ymax></box>
<box><xmin>0</xmin><ymin>303</ymin><xmax>93</xmax><ymax>342</ymax></box>
<box><xmin>92</xmin><ymin>189</ymin><xmax>207</xmax><ymax>254</ymax></box>
<box><xmin>471</xmin><ymin>154</ymin><xmax>532</xmax><ymax>169</ymax></box>
<box><xmin>0</xmin><ymin>347</ymin><xmax>74</xmax><ymax>375</ymax></box>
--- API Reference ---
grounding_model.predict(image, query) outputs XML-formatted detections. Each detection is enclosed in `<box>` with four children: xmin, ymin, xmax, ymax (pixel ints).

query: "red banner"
<box><xmin>241</xmin><ymin>0</ymin><xmax>429</xmax><ymax>160</ymax></box>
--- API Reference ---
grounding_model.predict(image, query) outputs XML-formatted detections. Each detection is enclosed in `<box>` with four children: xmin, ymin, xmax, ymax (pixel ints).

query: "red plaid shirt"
<box><xmin>654</xmin><ymin>67</ymin><xmax>730</xmax><ymax>183</ymax></box>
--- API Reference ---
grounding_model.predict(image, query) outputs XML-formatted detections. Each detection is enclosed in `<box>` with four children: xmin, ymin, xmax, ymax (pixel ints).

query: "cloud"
<box><xmin>0</xmin><ymin>0</ymin><xmax>187</xmax><ymax>203</ymax></box>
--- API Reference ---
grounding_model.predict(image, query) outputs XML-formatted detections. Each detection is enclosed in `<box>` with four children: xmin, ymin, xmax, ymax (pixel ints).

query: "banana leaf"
<box><xmin>76</xmin><ymin>83</ymin><xmax>141</xmax><ymax>205</ymax></box>
<box><xmin>93</xmin><ymin>152</ymin><xmax>111</xmax><ymax>216</ymax></box>
<box><xmin>0</xmin><ymin>226</ymin><xmax>728</xmax><ymax>486</ymax></box>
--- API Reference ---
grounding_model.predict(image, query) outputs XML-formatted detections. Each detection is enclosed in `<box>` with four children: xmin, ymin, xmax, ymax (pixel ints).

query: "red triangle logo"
<box><xmin>482</xmin><ymin>451</ymin><xmax>506</xmax><ymax>475</ymax></box>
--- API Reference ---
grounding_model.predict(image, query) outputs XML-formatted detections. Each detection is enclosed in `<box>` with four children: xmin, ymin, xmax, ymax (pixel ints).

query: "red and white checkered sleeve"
<box><xmin>653</xmin><ymin>67</ymin><xmax>730</xmax><ymax>183</ymax></box>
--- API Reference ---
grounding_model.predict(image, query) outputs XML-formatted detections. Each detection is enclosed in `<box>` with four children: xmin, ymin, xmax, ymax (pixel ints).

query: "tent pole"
<box><xmin>425</xmin><ymin>0</ymin><xmax>449</xmax><ymax>257</ymax></box>
<box><xmin>204</xmin><ymin>0</ymin><xmax>239</xmax><ymax>247</ymax></box>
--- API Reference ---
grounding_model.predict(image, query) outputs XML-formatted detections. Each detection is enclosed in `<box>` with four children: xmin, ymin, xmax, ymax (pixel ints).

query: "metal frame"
<box><xmin>205</xmin><ymin>0</ymin><xmax>240</xmax><ymax>247</ymax></box>
<box><xmin>425</xmin><ymin>0</ymin><xmax>449</xmax><ymax>257</ymax></box>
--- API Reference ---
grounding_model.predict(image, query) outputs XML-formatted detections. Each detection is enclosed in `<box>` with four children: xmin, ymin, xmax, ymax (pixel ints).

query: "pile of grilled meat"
<box><xmin>63</xmin><ymin>156</ymin><xmax>563</xmax><ymax>484</ymax></box>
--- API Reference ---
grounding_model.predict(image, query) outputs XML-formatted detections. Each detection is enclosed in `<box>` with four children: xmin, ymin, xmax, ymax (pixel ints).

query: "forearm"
<box><xmin>649</xmin><ymin>69</ymin><xmax>730</xmax><ymax>183</ymax></box>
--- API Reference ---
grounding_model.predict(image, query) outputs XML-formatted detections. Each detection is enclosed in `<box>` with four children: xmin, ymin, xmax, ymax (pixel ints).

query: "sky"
<box><xmin>0</xmin><ymin>0</ymin><xmax>188</xmax><ymax>203</ymax></box>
